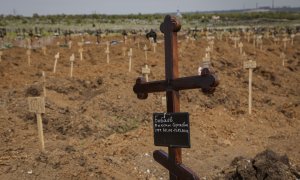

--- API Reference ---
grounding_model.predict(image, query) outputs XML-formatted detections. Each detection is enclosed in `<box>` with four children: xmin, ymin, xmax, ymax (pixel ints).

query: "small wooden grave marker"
<box><xmin>105</xmin><ymin>41</ymin><xmax>110</xmax><ymax>64</ymax></box>
<box><xmin>205</xmin><ymin>46</ymin><xmax>212</xmax><ymax>56</ymax></box>
<box><xmin>202</xmin><ymin>53</ymin><xmax>211</xmax><ymax>68</ymax></box>
<box><xmin>153</xmin><ymin>43</ymin><xmax>157</xmax><ymax>53</ymax></box>
<box><xmin>282</xmin><ymin>37</ymin><xmax>288</xmax><ymax>50</ymax></box>
<box><xmin>280</xmin><ymin>52</ymin><xmax>286</xmax><ymax>67</ymax></box>
<box><xmin>238</xmin><ymin>42</ymin><xmax>243</xmax><ymax>54</ymax></box>
<box><xmin>243</xmin><ymin>59</ymin><xmax>257</xmax><ymax>115</ymax></box>
<box><xmin>144</xmin><ymin>44</ymin><xmax>148</xmax><ymax>62</ymax></box>
<box><xmin>68</xmin><ymin>41</ymin><xmax>72</xmax><ymax>49</ymax></box>
<box><xmin>142</xmin><ymin>64</ymin><xmax>150</xmax><ymax>82</ymax></box>
<box><xmin>28</xmin><ymin>97</ymin><xmax>45</xmax><ymax>151</ymax></box>
<box><xmin>0</xmin><ymin>51</ymin><xmax>3</xmax><ymax>62</ymax></box>
<box><xmin>133</xmin><ymin>15</ymin><xmax>219</xmax><ymax>180</ymax></box>
<box><xmin>70</xmin><ymin>53</ymin><xmax>75</xmax><ymax>78</ymax></box>
<box><xmin>128</xmin><ymin>48</ymin><xmax>133</xmax><ymax>72</ymax></box>
<box><xmin>78</xmin><ymin>47</ymin><xmax>83</xmax><ymax>61</ymax></box>
<box><xmin>122</xmin><ymin>46</ymin><xmax>127</xmax><ymax>57</ymax></box>
<box><xmin>53</xmin><ymin>53</ymin><xmax>59</xmax><ymax>73</ymax></box>
<box><xmin>233</xmin><ymin>37</ymin><xmax>239</xmax><ymax>48</ymax></box>
<box><xmin>26</xmin><ymin>49</ymin><xmax>31</xmax><ymax>66</ymax></box>
<box><xmin>290</xmin><ymin>34</ymin><xmax>295</xmax><ymax>46</ymax></box>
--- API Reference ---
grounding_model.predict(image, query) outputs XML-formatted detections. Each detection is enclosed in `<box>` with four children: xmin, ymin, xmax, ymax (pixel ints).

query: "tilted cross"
<box><xmin>133</xmin><ymin>15</ymin><xmax>219</xmax><ymax>180</ymax></box>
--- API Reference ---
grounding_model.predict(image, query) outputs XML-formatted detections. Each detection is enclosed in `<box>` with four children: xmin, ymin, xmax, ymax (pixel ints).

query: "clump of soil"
<box><xmin>222</xmin><ymin>149</ymin><xmax>300</xmax><ymax>180</ymax></box>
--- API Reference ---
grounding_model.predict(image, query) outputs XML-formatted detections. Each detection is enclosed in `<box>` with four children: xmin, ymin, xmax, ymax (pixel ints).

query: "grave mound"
<box><xmin>222</xmin><ymin>149</ymin><xmax>300</xmax><ymax>180</ymax></box>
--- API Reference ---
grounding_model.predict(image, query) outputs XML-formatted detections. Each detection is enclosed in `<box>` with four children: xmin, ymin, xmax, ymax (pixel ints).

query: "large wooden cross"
<box><xmin>133</xmin><ymin>15</ymin><xmax>219</xmax><ymax>179</ymax></box>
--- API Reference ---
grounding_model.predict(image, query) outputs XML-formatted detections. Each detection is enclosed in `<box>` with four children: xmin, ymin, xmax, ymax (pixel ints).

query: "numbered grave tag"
<box><xmin>153</xmin><ymin>112</ymin><xmax>190</xmax><ymax>148</ymax></box>
<box><xmin>28</xmin><ymin>97</ymin><xmax>45</xmax><ymax>114</ymax></box>
<box><xmin>243</xmin><ymin>60</ymin><xmax>257</xmax><ymax>69</ymax></box>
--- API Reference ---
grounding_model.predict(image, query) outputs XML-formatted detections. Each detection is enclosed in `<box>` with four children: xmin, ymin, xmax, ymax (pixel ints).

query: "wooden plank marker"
<box><xmin>53</xmin><ymin>52</ymin><xmax>59</xmax><ymax>73</ymax></box>
<box><xmin>68</xmin><ymin>40</ymin><xmax>72</xmax><ymax>49</ymax></box>
<box><xmin>280</xmin><ymin>52</ymin><xmax>286</xmax><ymax>67</ymax></box>
<box><xmin>28</xmin><ymin>97</ymin><xmax>45</xmax><ymax>151</ymax></box>
<box><xmin>243</xmin><ymin>59</ymin><xmax>257</xmax><ymax>115</ymax></box>
<box><xmin>282</xmin><ymin>37</ymin><xmax>288</xmax><ymax>50</ymax></box>
<box><xmin>238</xmin><ymin>42</ymin><xmax>243</xmax><ymax>55</ymax></box>
<box><xmin>290</xmin><ymin>34</ymin><xmax>295</xmax><ymax>46</ymax></box>
<box><xmin>122</xmin><ymin>46</ymin><xmax>127</xmax><ymax>57</ymax></box>
<box><xmin>0</xmin><ymin>51</ymin><xmax>3</xmax><ymax>62</ymax></box>
<box><xmin>26</xmin><ymin>49</ymin><xmax>31</xmax><ymax>66</ymax></box>
<box><xmin>78</xmin><ymin>47</ymin><xmax>83</xmax><ymax>61</ymax></box>
<box><xmin>142</xmin><ymin>64</ymin><xmax>150</xmax><ymax>82</ymax></box>
<box><xmin>153</xmin><ymin>42</ymin><xmax>157</xmax><ymax>53</ymax></box>
<box><xmin>133</xmin><ymin>15</ymin><xmax>219</xmax><ymax>180</ymax></box>
<box><xmin>70</xmin><ymin>53</ymin><xmax>75</xmax><ymax>78</ymax></box>
<box><xmin>128</xmin><ymin>48</ymin><xmax>133</xmax><ymax>72</ymax></box>
<box><xmin>208</xmin><ymin>40</ymin><xmax>214</xmax><ymax>52</ymax></box>
<box><xmin>105</xmin><ymin>41</ymin><xmax>110</xmax><ymax>64</ymax></box>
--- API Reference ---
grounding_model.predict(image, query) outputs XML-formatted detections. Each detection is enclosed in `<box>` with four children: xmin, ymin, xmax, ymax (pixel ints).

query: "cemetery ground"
<box><xmin>0</xmin><ymin>33</ymin><xmax>299</xmax><ymax>179</ymax></box>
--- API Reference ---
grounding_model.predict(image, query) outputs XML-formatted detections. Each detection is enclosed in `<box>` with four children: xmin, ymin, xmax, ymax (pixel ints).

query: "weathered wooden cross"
<box><xmin>133</xmin><ymin>15</ymin><xmax>219</xmax><ymax>180</ymax></box>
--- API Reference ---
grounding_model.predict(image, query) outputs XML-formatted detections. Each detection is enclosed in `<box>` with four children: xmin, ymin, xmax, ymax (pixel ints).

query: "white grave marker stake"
<box><xmin>28</xmin><ymin>97</ymin><xmax>45</xmax><ymax>151</ymax></box>
<box><xmin>142</xmin><ymin>64</ymin><xmax>150</xmax><ymax>82</ymax></box>
<box><xmin>68</xmin><ymin>41</ymin><xmax>72</xmax><ymax>49</ymax></box>
<box><xmin>26</xmin><ymin>49</ymin><xmax>31</xmax><ymax>66</ymax></box>
<box><xmin>238</xmin><ymin>42</ymin><xmax>243</xmax><ymax>54</ymax></box>
<box><xmin>78</xmin><ymin>48</ymin><xmax>83</xmax><ymax>61</ymax></box>
<box><xmin>128</xmin><ymin>48</ymin><xmax>133</xmax><ymax>72</ymax></box>
<box><xmin>105</xmin><ymin>41</ymin><xmax>110</xmax><ymax>64</ymax></box>
<box><xmin>280</xmin><ymin>52</ymin><xmax>286</xmax><ymax>67</ymax></box>
<box><xmin>244</xmin><ymin>59</ymin><xmax>257</xmax><ymax>115</ymax></box>
<box><xmin>291</xmin><ymin>34</ymin><xmax>295</xmax><ymax>46</ymax></box>
<box><xmin>53</xmin><ymin>53</ymin><xmax>59</xmax><ymax>73</ymax></box>
<box><xmin>153</xmin><ymin>43</ymin><xmax>157</xmax><ymax>53</ymax></box>
<box><xmin>70</xmin><ymin>54</ymin><xmax>75</xmax><ymax>78</ymax></box>
<box><xmin>122</xmin><ymin>47</ymin><xmax>127</xmax><ymax>57</ymax></box>
<box><xmin>282</xmin><ymin>37</ymin><xmax>288</xmax><ymax>50</ymax></box>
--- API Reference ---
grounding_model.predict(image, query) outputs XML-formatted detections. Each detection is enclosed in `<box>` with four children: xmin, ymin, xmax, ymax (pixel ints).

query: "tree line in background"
<box><xmin>0</xmin><ymin>11</ymin><xmax>299</xmax><ymax>27</ymax></box>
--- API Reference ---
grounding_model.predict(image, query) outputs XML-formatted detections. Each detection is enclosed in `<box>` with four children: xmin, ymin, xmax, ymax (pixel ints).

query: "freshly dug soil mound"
<box><xmin>222</xmin><ymin>149</ymin><xmax>300</xmax><ymax>180</ymax></box>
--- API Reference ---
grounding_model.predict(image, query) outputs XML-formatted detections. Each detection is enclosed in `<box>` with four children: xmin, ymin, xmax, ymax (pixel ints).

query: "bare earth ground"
<box><xmin>0</xmin><ymin>33</ymin><xmax>299</xmax><ymax>180</ymax></box>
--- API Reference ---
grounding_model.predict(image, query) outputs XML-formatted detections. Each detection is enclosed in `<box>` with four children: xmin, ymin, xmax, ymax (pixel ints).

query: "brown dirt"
<box><xmin>0</xmin><ymin>33</ymin><xmax>299</xmax><ymax>180</ymax></box>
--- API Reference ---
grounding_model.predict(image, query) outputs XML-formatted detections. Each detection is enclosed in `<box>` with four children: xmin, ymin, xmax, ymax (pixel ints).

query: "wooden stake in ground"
<box><xmin>105</xmin><ymin>42</ymin><xmax>110</xmax><ymax>64</ymax></box>
<box><xmin>42</xmin><ymin>46</ymin><xmax>47</xmax><ymax>55</ymax></box>
<box><xmin>42</xmin><ymin>71</ymin><xmax>46</xmax><ymax>97</ymax></box>
<box><xmin>142</xmin><ymin>64</ymin><xmax>150</xmax><ymax>82</ymax></box>
<box><xmin>70</xmin><ymin>53</ymin><xmax>75</xmax><ymax>78</ymax></box>
<box><xmin>0</xmin><ymin>51</ymin><xmax>3</xmax><ymax>62</ymax></box>
<box><xmin>122</xmin><ymin>46</ymin><xmax>127</xmax><ymax>57</ymax></box>
<box><xmin>290</xmin><ymin>34</ymin><xmax>295</xmax><ymax>46</ymax></box>
<box><xmin>233</xmin><ymin>37</ymin><xmax>239</xmax><ymax>48</ymax></box>
<box><xmin>282</xmin><ymin>37</ymin><xmax>288</xmax><ymax>50</ymax></box>
<box><xmin>280</xmin><ymin>52</ymin><xmax>286</xmax><ymax>67</ymax></box>
<box><xmin>205</xmin><ymin>46</ymin><xmax>212</xmax><ymax>56</ymax></box>
<box><xmin>152</xmin><ymin>43</ymin><xmax>157</xmax><ymax>53</ymax></box>
<box><xmin>28</xmin><ymin>97</ymin><xmax>46</xmax><ymax>151</ymax></box>
<box><xmin>238</xmin><ymin>42</ymin><xmax>243</xmax><ymax>55</ymax></box>
<box><xmin>53</xmin><ymin>53</ymin><xmax>59</xmax><ymax>73</ymax></box>
<box><xmin>68</xmin><ymin>41</ymin><xmax>72</xmax><ymax>49</ymax></box>
<box><xmin>144</xmin><ymin>44</ymin><xmax>148</xmax><ymax>62</ymax></box>
<box><xmin>78</xmin><ymin>47</ymin><xmax>83</xmax><ymax>61</ymax></box>
<box><xmin>128</xmin><ymin>48</ymin><xmax>133</xmax><ymax>72</ymax></box>
<box><xmin>244</xmin><ymin>59</ymin><xmax>257</xmax><ymax>115</ymax></box>
<box><xmin>26</xmin><ymin>49</ymin><xmax>31</xmax><ymax>66</ymax></box>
